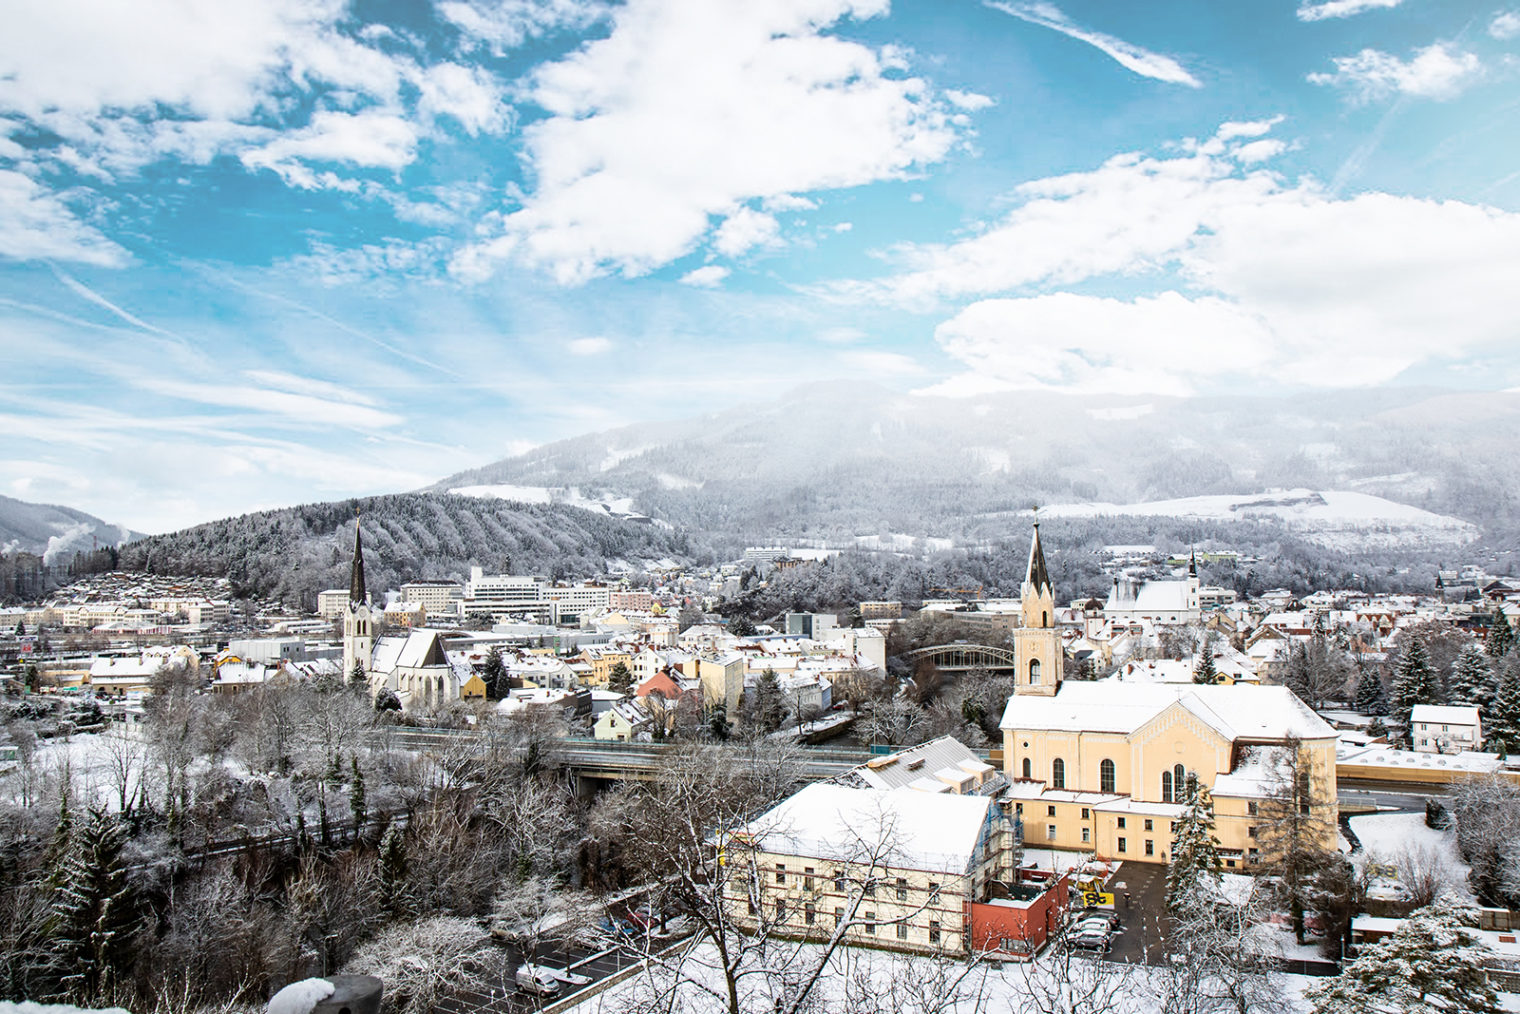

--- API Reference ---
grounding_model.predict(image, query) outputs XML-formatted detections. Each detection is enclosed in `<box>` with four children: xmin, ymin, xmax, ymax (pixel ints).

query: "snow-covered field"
<box><xmin>448</xmin><ymin>484</ymin><xmax>642</xmax><ymax>518</ymax></box>
<box><xmin>0</xmin><ymin>731</ymin><xmax>152</xmax><ymax>813</ymax></box>
<box><xmin>1348</xmin><ymin>811</ymin><xmax>1475</xmax><ymax>904</ymax></box>
<box><xmin>853</xmin><ymin>533</ymin><xmax>955</xmax><ymax>553</ymax></box>
<box><xmin>1040</xmin><ymin>489</ymin><xmax>1476</xmax><ymax>549</ymax></box>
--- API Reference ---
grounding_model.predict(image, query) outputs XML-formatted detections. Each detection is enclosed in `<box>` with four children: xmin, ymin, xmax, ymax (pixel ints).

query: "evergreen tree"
<box><xmin>348</xmin><ymin>659</ymin><xmax>369</xmax><ymax>695</ymax></box>
<box><xmin>481</xmin><ymin>646</ymin><xmax>507</xmax><ymax>700</ymax></box>
<box><xmin>607</xmin><ymin>661</ymin><xmax>634</xmax><ymax>695</ymax></box>
<box><xmin>1486</xmin><ymin>660</ymin><xmax>1520</xmax><ymax>753</ymax></box>
<box><xmin>1192</xmin><ymin>644</ymin><xmax>1219</xmax><ymax>685</ymax></box>
<box><xmin>46</xmin><ymin>771</ymin><xmax>74</xmax><ymax>887</ymax></box>
<box><xmin>374</xmin><ymin>688</ymin><xmax>402</xmax><ymax>712</ymax></box>
<box><xmin>1448</xmin><ymin>643</ymin><xmax>1492</xmax><ymax>708</ymax></box>
<box><xmin>1391</xmin><ymin>637</ymin><xmax>1440</xmax><ymax>736</ymax></box>
<box><xmin>50</xmin><ymin>807</ymin><xmax>140</xmax><ymax>1001</ymax></box>
<box><xmin>1488</xmin><ymin>606</ymin><xmax>1514</xmax><ymax>661</ymax></box>
<box><xmin>1166</xmin><ymin>780</ymin><xmax>1222</xmax><ymax>915</ymax></box>
<box><xmin>378</xmin><ymin>823</ymin><xmax>411</xmax><ymax>920</ymax></box>
<box><xmin>349</xmin><ymin>755</ymin><xmax>367</xmax><ymax>837</ymax></box>
<box><xmin>1305</xmin><ymin>894</ymin><xmax>1500</xmax><ymax>1014</ymax></box>
<box><xmin>754</xmin><ymin>669</ymin><xmax>785</xmax><ymax>733</ymax></box>
<box><xmin>707</xmin><ymin>704</ymin><xmax>730</xmax><ymax>741</ymax></box>
<box><xmin>1353</xmin><ymin>668</ymin><xmax>1388</xmax><ymax>716</ymax></box>
<box><xmin>727</xmin><ymin>615</ymin><xmax>756</xmax><ymax>638</ymax></box>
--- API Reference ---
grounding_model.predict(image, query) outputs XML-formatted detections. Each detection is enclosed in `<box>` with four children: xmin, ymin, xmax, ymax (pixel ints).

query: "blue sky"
<box><xmin>2</xmin><ymin>0</ymin><xmax>1518</xmax><ymax>532</ymax></box>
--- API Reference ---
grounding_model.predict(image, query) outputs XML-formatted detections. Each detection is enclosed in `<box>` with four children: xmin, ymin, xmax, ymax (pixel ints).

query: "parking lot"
<box><xmin>1102</xmin><ymin>861</ymin><xmax>1170</xmax><ymax>964</ymax></box>
<box><xmin>434</xmin><ymin>923</ymin><xmax>684</xmax><ymax>1014</ymax></box>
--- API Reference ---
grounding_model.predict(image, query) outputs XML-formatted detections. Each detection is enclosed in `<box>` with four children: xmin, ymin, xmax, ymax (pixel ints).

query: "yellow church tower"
<box><xmin>1012</xmin><ymin>520</ymin><xmax>1061</xmax><ymax>696</ymax></box>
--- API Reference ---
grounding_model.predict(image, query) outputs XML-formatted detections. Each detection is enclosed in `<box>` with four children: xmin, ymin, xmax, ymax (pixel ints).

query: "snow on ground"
<box><xmin>1348</xmin><ymin>811</ymin><xmax>1475</xmax><ymax>903</ymax></box>
<box><xmin>0</xmin><ymin>730</ymin><xmax>150</xmax><ymax>812</ymax></box>
<box><xmin>853</xmin><ymin>533</ymin><xmax>955</xmax><ymax>553</ymax></box>
<box><xmin>563</xmin><ymin>939</ymin><xmax>1319</xmax><ymax>1014</ymax></box>
<box><xmin>0</xmin><ymin>1004</ymin><xmax>132</xmax><ymax>1014</ymax></box>
<box><xmin>1040</xmin><ymin>489</ymin><xmax>1475</xmax><ymax>549</ymax></box>
<box><xmin>449</xmin><ymin>484</ymin><xmax>640</xmax><ymax>518</ymax></box>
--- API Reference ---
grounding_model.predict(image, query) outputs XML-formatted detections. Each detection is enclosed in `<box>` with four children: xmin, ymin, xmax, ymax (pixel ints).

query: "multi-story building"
<box><xmin>317</xmin><ymin>588</ymin><xmax>350</xmax><ymax>619</ymax></box>
<box><xmin>696</xmin><ymin>652</ymin><xmax>745</xmax><ymax>714</ymax></box>
<box><xmin>723</xmin><ymin>782</ymin><xmax>1014</xmax><ymax>956</ymax></box>
<box><xmin>400</xmin><ymin>580</ymin><xmax>463</xmax><ymax>618</ymax></box>
<box><xmin>1410</xmin><ymin>704</ymin><xmax>1483</xmax><ymax>753</ymax></box>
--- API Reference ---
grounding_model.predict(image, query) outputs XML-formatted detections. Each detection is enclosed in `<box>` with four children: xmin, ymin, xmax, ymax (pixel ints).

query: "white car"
<box><xmin>516</xmin><ymin>964</ymin><xmax>562</xmax><ymax>996</ymax></box>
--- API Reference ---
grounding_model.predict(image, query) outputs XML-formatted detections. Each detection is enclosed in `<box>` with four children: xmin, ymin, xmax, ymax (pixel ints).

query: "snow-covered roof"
<box><xmin>845</xmin><ymin>736</ymin><xmax>992</xmax><ymax>793</ymax></box>
<box><xmin>737</xmin><ymin>783</ymin><xmax>996</xmax><ymax>876</ymax></box>
<box><xmin>1211</xmin><ymin>746</ymin><xmax>1283</xmax><ymax>798</ymax></box>
<box><xmin>1410</xmin><ymin>704</ymin><xmax>1480</xmax><ymax>725</ymax></box>
<box><xmin>999</xmin><ymin>682</ymin><xmax>1335</xmax><ymax>743</ymax></box>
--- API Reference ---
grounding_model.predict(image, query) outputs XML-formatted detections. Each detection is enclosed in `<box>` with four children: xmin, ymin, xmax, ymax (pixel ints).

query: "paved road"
<box><xmin>1103</xmin><ymin>862</ymin><xmax>1169</xmax><ymax>965</ymax></box>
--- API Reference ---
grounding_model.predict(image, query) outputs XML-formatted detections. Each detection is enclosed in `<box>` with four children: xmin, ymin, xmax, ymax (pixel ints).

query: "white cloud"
<box><xmin>414</xmin><ymin>62</ymin><xmax>509</xmax><ymax>135</ymax></box>
<box><xmin>1491</xmin><ymin>11</ymin><xmax>1520</xmax><ymax>39</ymax></box>
<box><xmin>567</xmin><ymin>336</ymin><xmax>613</xmax><ymax>356</ymax></box>
<box><xmin>241</xmin><ymin>110</ymin><xmax>419</xmax><ymax>187</ymax></box>
<box><xmin>1309</xmin><ymin>43</ymin><xmax>1482</xmax><ymax>102</ymax></box>
<box><xmin>922</xmin><ymin>292</ymin><xmax>1276</xmax><ymax>396</ymax></box>
<box><xmin>679</xmin><ymin>265</ymin><xmax>730</xmax><ymax>287</ymax></box>
<box><xmin>1296</xmin><ymin>0</ymin><xmax>1402</xmax><ymax>21</ymax></box>
<box><xmin>763</xmin><ymin>194</ymin><xmax>819</xmax><ymax>212</ymax></box>
<box><xmin>945</xmin><ymin>89</ymin><xmax>995</xmax><ymax>111</ymax></box>
<box><xmin>0</xmin><ymin>170</ymin><xmax>128</xmax><ymax>266</ymax></box>
<box><xmin>1233</xmin><ymin>138</ymin><xmax>1287</xmax><ymax>164</ymax></box>
<box><xmin>1215</xmin><ymin>116</ymin><xmax>1283</xmax><ymax>140</ymax></box>
<box><xmin>984</xmin><ymin>1</ymin><xmax>1201</xmax><ymax>87</ymax></box>
<box><xmin>827</xmin><ymin>125</ymin><xmax>1291</xmax><ymax>307</ymax></box>
<box><xmin>832</xmin><ymin>222</ymin><xmax>854</xmax><ymax>232</ymax></box>
<box><xmin>242</xmin><ymin>370</ymin><xmax>381</xmax><ymax>406</ymax></box>
<box><xmin>714</xmin><ymin>208</ymin><xmax>782</xmax><ymax>257</ymax></box>
<box><xmin>438</xmin><ymin>0</ymin><xmax>609</xmax><ymax>54</ymax></box>
<box><xmin>831</xmin><ymin>123</ymin><xmax>1520</xmax><ymax>395</ymax></box>
<box><xmin>135</xmin><ymin>375</ymin><xmax>404</xmax><ymax>429</ymax></box>
<box><xmin>450</xmin><ymin>0</ymin><xmax>968</xmax><ymax>285</ymax></box>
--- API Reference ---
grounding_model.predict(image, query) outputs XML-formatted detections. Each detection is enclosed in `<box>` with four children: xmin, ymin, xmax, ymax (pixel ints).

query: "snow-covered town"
<box><xmin>4</xmin><ymin>521</ymin><xmax>1520</xmax><ymax>1014</ymax></box>
<box><xmin>6</xmin><ymin>1</ymin><xmax>1520</xmax><ymax>1013</ymax></box>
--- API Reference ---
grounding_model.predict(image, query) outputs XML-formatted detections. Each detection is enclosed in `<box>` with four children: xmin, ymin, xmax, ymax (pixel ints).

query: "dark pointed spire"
<box><xmin>1189</xmin><ymin>547</ymin><xmax>1197</xmax><ymax>577</ymax></box>
<box><xmin>1025</xmin><ymin>517</ymin><xmax>1052</xmax><ymax>596</ymax></box>
<box><xmin>349</xmin><ymin>517</ymin><xmax>367</xmax><ymax>605</ymax></box>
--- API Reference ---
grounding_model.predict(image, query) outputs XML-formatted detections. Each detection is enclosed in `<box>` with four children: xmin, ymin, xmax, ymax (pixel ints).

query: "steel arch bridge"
<box><xmin>901</xmin><ymin>643</ymin><xmax>1018</xmax><ymax>673</ymax></box>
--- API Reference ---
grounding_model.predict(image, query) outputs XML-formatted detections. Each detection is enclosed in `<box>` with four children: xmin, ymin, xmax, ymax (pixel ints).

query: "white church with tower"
<box><xmin>341</xmin><ymin>518</ymin><xmax>473</xmax><ymax>710</ymax></box>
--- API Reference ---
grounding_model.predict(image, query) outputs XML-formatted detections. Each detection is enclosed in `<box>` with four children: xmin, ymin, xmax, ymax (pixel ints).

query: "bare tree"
<box><xmin>342</xmin><ymin>915</ymin><xmax>495</xmax><ymax>1014</ymax></box>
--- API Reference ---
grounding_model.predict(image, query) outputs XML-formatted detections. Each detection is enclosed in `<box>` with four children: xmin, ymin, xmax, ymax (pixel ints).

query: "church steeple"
<box><xmin>349</xmin><ymin>517</ymin><xmax>368</xmax><ymax>605</ymax></box>
<box><xmin>1014</xmin><ymin>516</ymin><xmax>1061</xmax><ymax>696</ymax></box>
<box><xmin>1024</xmin><ymin>520</ymin><xmax>1052</xmax><ymax>599</ymax></box>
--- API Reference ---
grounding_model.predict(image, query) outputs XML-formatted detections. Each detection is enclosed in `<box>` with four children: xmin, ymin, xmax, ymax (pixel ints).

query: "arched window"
<box><xmin>437</xmin><ymin>675</ymin><xmax>446</xmax><ymax>702</ymax></box>
<box><xmin>1042</xmin><ymin>610</ymin><xmax>1048</xmax><ymax>627</ymax></box>
<box><xmin>1100</xmin><ymin>759</ymin><xmax>1116</xmax><ymax>794</ymax></box>
<box><xmin>1052</xmin><ymin>758</ymin><xmax>1065</xmax><ymax>790</ymax></box>
<box><xmin>1161</xmin><ymin>770</ymin><xmax>1173</xmax><ymax>803</ymax></box>
<box><xmin>1029</xmin><ymin>659</ymin><xmax>1042</xmax><ymax>685</ymax></box>
<box><xmin>1022</xmin><ymin>757</ymin><xmax>1032</xmax><ymax>779</ymax></box>
<box><xmin>1175</xmin><ymin>764</ymin><xmax>1187</xmax><ymax>800</ymax></box>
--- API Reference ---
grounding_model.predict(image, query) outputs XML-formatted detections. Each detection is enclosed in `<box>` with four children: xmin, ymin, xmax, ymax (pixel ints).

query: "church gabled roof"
<box><xmin>1024</xmin><ymin>523</ymin><xmax>1052</xmax><ymax>596</ymax></box>
<box><xmin>348</xmin><ymin>519</ymin><xmax>367</xmax><ymax>605</ymax></box>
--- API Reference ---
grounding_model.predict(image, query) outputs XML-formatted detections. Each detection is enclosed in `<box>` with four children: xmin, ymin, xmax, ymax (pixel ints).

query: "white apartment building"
<box><xmin>317</xmin><ymin>589</ymin><xmax>349</xmax><ymax>618</ymax></box>
<box><xmin>400</xmin><ymin>580</ymin><xmax>464</xmax><ymax>617</ymax></box>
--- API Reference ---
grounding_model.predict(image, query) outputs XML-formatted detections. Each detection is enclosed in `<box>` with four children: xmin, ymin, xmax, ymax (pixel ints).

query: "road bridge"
<box><xmin>901</xmin><ymin>642</ymin><xmax>1018</xmax><ymax>673</ymax></box>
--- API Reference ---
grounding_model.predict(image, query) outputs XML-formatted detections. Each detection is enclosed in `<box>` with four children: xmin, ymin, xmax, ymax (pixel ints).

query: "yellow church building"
<box><xmin>999</xmin><ymin>525</ymin><xmax>1339</xmax><ymax>869</ymax></box>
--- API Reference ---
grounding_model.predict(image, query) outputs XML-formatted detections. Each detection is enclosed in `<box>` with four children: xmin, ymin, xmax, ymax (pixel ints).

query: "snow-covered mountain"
<box><xmin>431</xmin><ymin>385</ymin><xmax>1520</xmax><ymax>551</ymax></box>
<box><xmin>0</xmin><ymin>494</ymin><xmax>141</xmax><ymax>562</ymax></box>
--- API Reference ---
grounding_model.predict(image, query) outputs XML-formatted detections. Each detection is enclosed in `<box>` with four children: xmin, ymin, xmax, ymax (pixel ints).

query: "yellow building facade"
<box><xmin>1002</xmin><ymin>524</ymin><xmax>1338</xmax><ymax>868</ymax></box>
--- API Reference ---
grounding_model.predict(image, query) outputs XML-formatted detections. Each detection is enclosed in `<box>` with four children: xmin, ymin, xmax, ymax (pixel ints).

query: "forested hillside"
<box><xmin>117</xmin><ymin>494</ymin><xmax>697</xmax><ymax>609</ymax></box>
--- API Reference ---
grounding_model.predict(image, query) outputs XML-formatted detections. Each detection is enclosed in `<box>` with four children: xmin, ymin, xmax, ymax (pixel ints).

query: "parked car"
<box><xmin>1067</xmin><ymin>926</ymin><xmax>1113</xmax><ymax>953</ymax></box>
<box><xmin>516</xmin><ymin>964</ymin><xmax>561</xmax><ymax>996</ymax></box>
<box><xmin>1077</xmin><ymin>909</ymin><xmax>1122</xmax><ymax>931</ymax></box>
